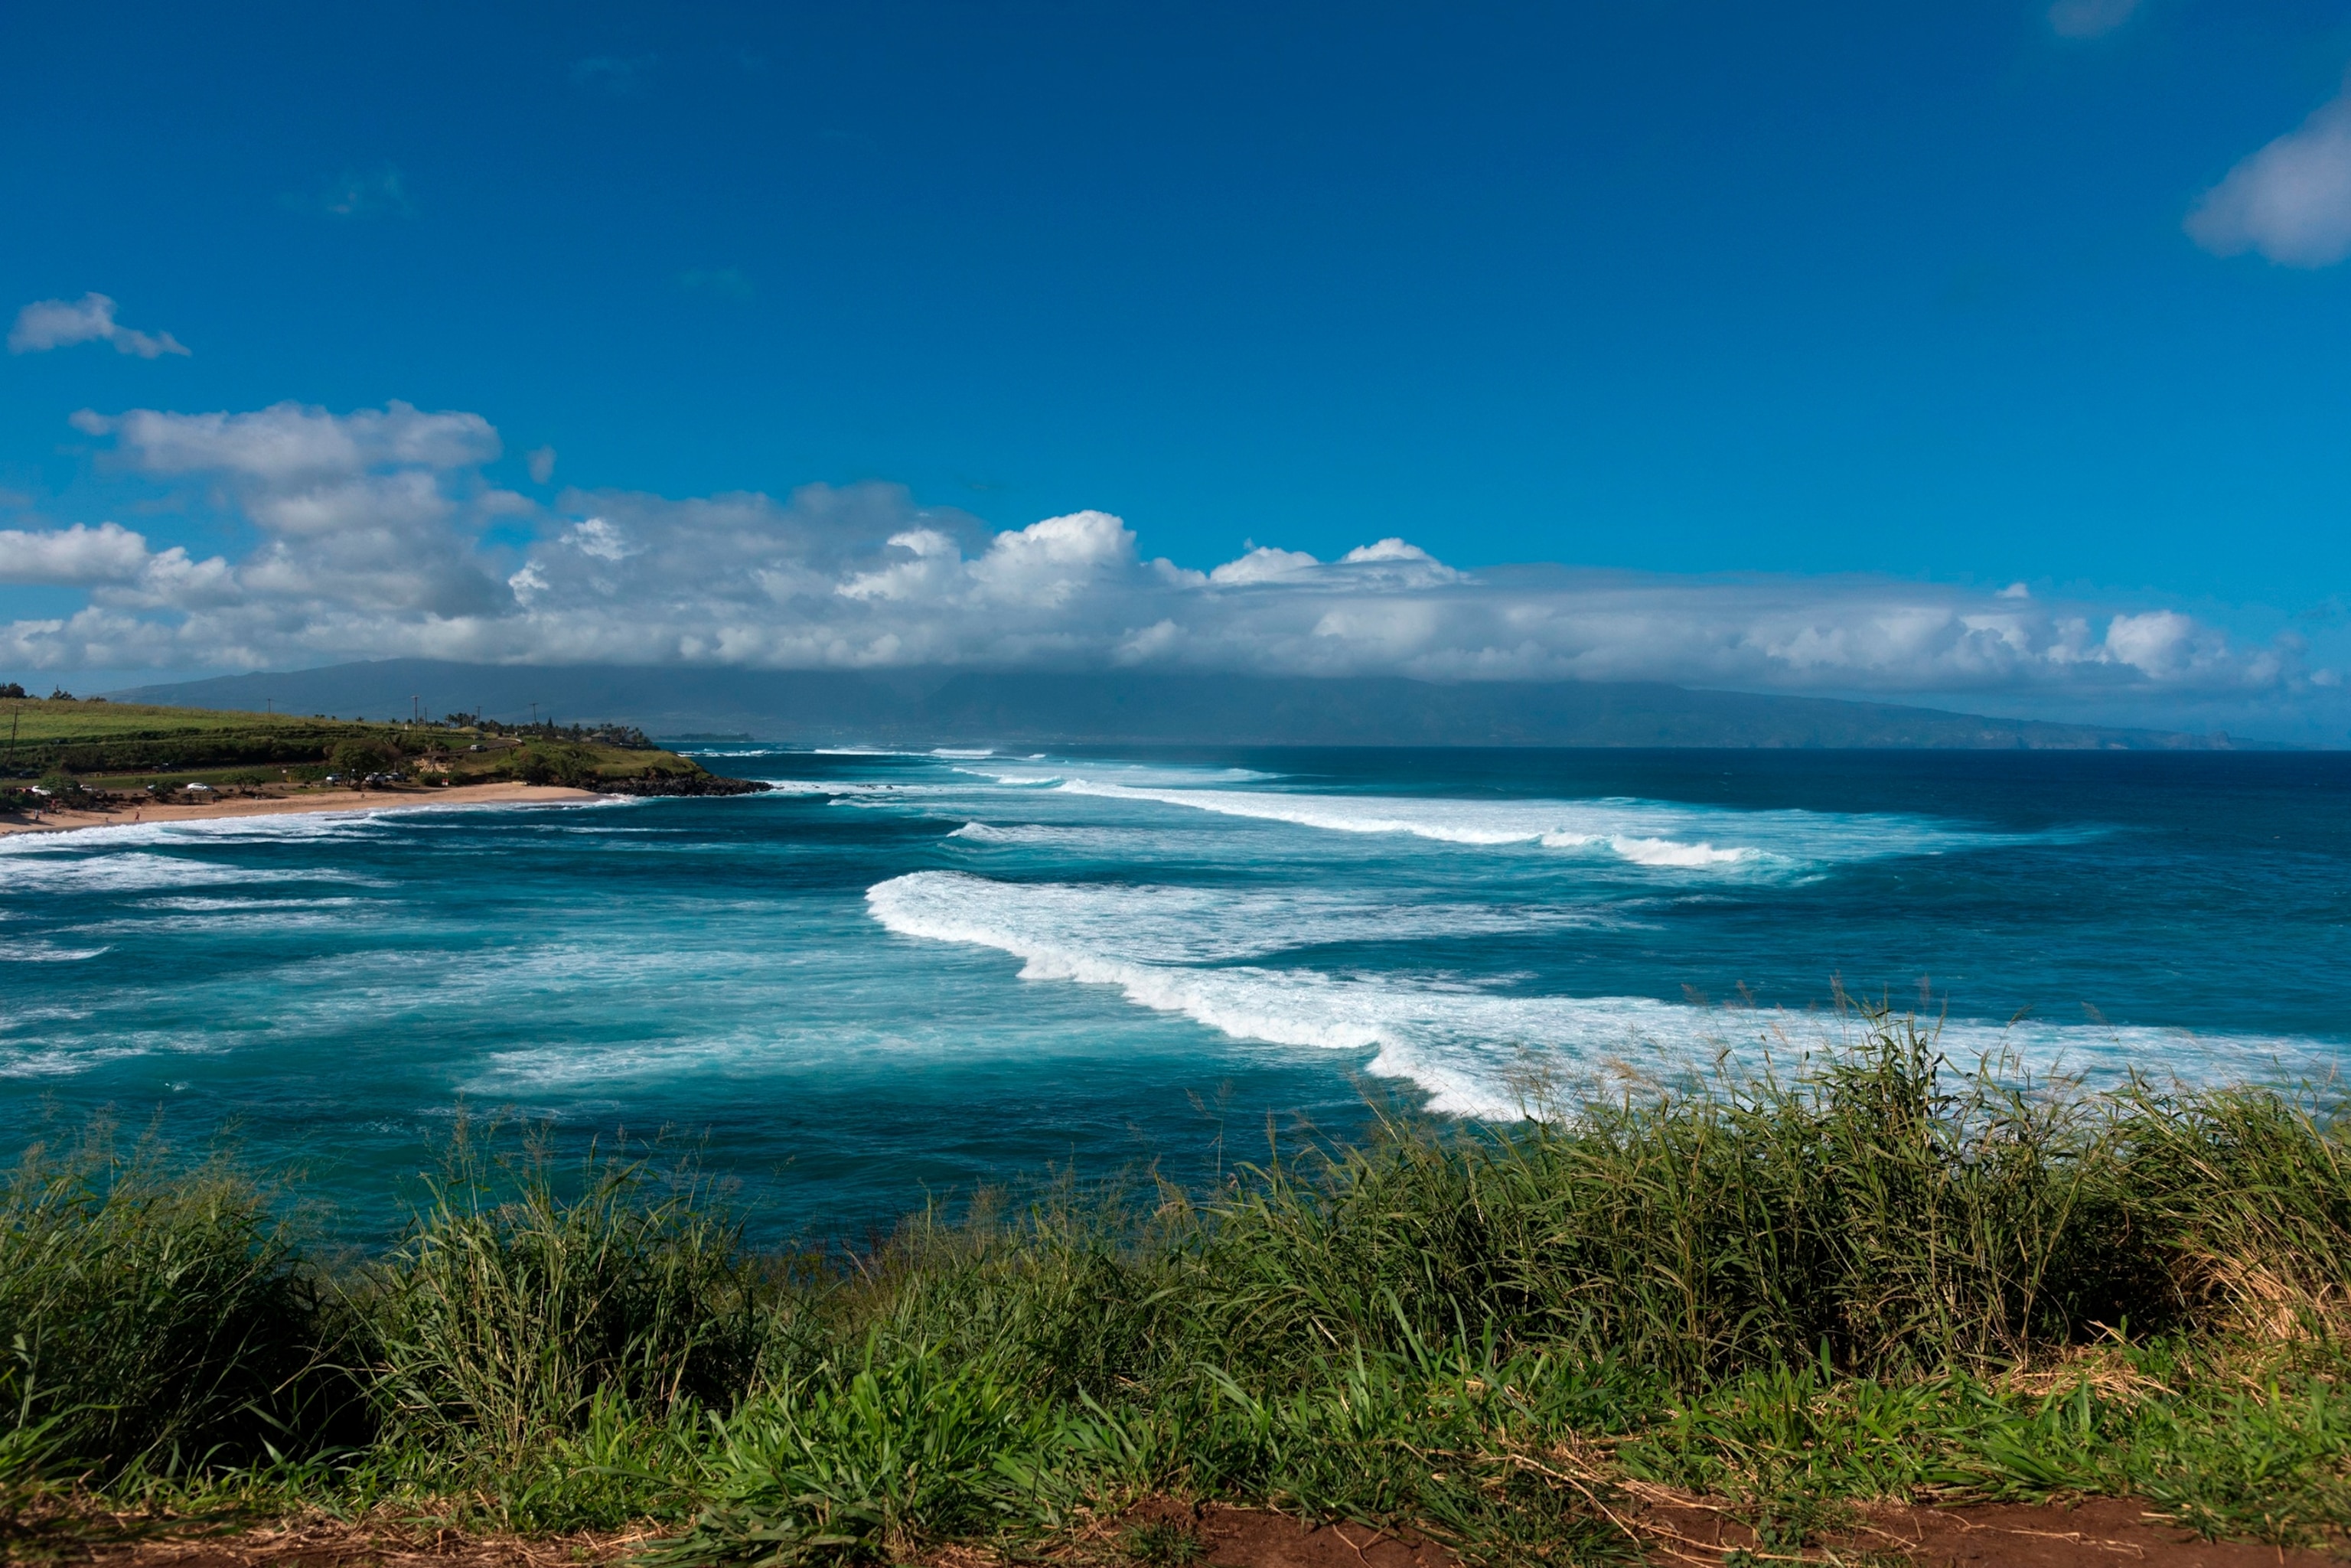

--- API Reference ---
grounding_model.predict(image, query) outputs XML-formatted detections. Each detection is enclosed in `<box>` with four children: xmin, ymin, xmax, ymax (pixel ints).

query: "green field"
<box><xmin>0</xmin><ymin>695</ymin><xmax>706</xmax><ymax>790</ymax></box>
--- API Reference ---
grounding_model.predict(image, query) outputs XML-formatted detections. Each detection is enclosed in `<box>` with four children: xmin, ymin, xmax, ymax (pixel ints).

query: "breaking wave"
<box><xmin>1049</xmin><ymin>779</ymin><xmax>2047</xmax><ymax>870</ymax></box>
<box><xmin>866</xmin><ymin>869</ymin><xmax>2318</xmax><ymax>1118</ymax></box>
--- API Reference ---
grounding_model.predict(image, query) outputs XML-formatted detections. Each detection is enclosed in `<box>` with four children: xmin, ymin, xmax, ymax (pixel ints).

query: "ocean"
<box><xmin>3</xmin><ymin>745</ymin><xmax>2346</xmax><ymax>1240</ymax></box>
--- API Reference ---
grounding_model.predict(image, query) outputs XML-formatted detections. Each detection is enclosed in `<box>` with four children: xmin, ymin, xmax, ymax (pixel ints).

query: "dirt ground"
<box><xmin>1172</xmin><ymin>1496</ymin><xmax>2342</xmax><ymax>1568</ymax></box>
<box><xmin>24</xmin><ymin>1496</ymin><xmax>2341</xmax><ymax>1568</ymax></box>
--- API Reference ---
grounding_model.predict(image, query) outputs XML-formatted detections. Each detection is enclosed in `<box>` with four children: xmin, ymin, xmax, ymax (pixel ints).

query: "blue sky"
<box><xmin>6</xmin><ymin>2</ymin><xmax>2351</xmax><ymax>736</ymax></box>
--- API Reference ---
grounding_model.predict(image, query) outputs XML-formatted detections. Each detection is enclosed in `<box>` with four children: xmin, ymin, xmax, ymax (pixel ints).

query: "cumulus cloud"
<box><xmin>2187</xmin><ymin>83</ymin><xmax>2351</xmax><ymax>267</ymax></box>
<box><xmin>9</xmin><ymin>294</ymin><xmax>190</xmax><ymax>358</ymax></box>
<box><xmin>0</xmin><ymin>522</ymin><xmax>154</xmax><ymax>585</ymax></box>
<box><xmin>0</xmin><ymin>399</ymin><xmax>2318</xmax><ymax>709</ymax></box>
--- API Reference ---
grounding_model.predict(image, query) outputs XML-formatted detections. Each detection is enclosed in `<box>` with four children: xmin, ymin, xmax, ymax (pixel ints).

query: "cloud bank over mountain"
<box><xmin>0</xmin><ymin>401</ymin><xmax>2329</xmax><ymax>724</ymax></box>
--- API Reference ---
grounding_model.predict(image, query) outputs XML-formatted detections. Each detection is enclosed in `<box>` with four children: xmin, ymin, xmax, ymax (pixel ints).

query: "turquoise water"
<box><xmin>3</xmin><ymin>746</ymin><xmax>2346</xmax><ymax>1240</ymax></box>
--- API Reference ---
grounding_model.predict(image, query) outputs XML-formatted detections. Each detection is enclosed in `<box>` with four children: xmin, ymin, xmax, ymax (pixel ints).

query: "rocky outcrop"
<box><xmin>596</xmin><ymin>773</ymin><xmax>771</xmax><ymax>797</ymax></box>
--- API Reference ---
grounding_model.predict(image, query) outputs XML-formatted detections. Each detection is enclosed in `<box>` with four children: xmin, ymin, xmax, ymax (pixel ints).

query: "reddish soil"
<box><xmin>17</xmin><ymin>1496</ymin><xmax>2343</xmax><ymax>1566</ymax></box>
<box><xmin>1635</xmin><ymin>1493</ymin><xmax>2342</xmax><ymax>1565</ymax></box>
<box><xmin>1162</xmin><ymin>1496</ymin><xmax>2344</xmax><ymax>1568</ymax></box>
<box><xmin>2</xmin><ymin>1516</ymin><xmax>644</xmax><ymax>1568</ymax></box>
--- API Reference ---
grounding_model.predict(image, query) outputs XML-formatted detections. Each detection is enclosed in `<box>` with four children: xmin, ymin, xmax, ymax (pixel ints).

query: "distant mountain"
<box><xmin>103</xmin><ymin>660</ymin><xmax>2273</xmax><ymax>750</ymax></box>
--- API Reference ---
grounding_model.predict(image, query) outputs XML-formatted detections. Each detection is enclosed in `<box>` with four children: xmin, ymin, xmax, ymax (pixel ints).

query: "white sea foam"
<box><xmin>951</xmin><ymin>760</ymin><xmax>1274</xmax><ymax>791</ymax></box>
<box><xmin>865</xmin><ymin>871</ymin><xmax>1726</xmax><ymax>1113</ymax></box>
<box><xmin>872</xmin><ymin>870</ymin><xmax>1579</xmax><ymax>965</ymax></box>
<box><xmin>139</xmin><ymin>896</ymin><xmax>365</xmax><ymax>911</ymax></box>
<box><xmin>948</xmin><ymin>821</ymin><xmax>1044</xmax><ymax>843</ymax></box>
<box><xmin>0</xmin><ymin>816</ymin><xmax>363</xmax><ymax>853</ymax></box>
<box><xmin>866</xmin><ymin>870</ymin><xmax>2320</xmax><ymax>1117</ymax></box>
<box><xmin>0</xmin><ymin>1002</ymin><xmax>92</xmax><ymax>1031</ymax></box>
<box><xmin>0</xmin><ymin>795</ymin><xmax>622</xmax><ymax>859</ymax></box>
<box><xmin>0</xmin><ymin>852</ymin><xmax>357</xmax><ymax>895</ymax></box>
<box><xmin>757</xmin><ymin>778</ymin><xmax>903</xmax><ymax>796</ymax></box>
<box><xmin>0</xmin><ymin>943</ymin><xmax>109</xmax><ymax>962</ymax></box>
<box><xmin>0</xmin><ymin>1022</ymin><xmax>230</xmax><ymax>1078</ymax></box>
<box><xmin>947</xmin><ymin>821</ymin><xmax>1153</xmax><ymax>849</ymax></box>
<box><xmin>960</xmin><ymin>768</ymin><xmax>1065</xmax><ymax>787</ymax></box>
<box><xmin>1605</xmin><ymin>836</ymin><xmax>1747</xmax><ymax>868</ymax></box>
<box><xmin>1048</xmin><ymin>780</ymin><xmax>2037</xmax><ymax>870</ymax></box>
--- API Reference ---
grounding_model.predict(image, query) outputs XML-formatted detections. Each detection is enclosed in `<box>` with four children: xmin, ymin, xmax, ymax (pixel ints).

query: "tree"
<box><xmin>328</xmin><ymin>738</ymin><xmax>398</xmax><ymax>781</ymax></box>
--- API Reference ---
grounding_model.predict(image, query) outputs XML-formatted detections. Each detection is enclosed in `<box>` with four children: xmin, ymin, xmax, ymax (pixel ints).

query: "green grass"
<box><xmin>0</xmin><ymin>696</ymin><xmax>703</xmax><ymax>787</ymax></box>
<box><xmin>8</xmin><ymin>1019</ymin><xmax>2351</xmax><ymax>1563</ymax></box>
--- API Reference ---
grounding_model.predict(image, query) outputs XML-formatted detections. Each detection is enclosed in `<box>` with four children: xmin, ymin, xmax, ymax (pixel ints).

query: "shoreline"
<box><xmin>0</xmin><ymin>781</ymin><xmax>602</xmax><ymax>838</ymax></box>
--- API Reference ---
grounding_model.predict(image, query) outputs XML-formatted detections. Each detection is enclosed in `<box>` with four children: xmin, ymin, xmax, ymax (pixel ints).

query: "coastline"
<box><xmin>0</xmin><ymin>781</ymin><xmax>602</xmax><ymax>838</ymax></box>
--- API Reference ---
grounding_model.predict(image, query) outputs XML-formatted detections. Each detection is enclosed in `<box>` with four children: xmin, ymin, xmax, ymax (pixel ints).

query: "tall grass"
<box><xmin>1187</xmin><ymin>1025</ymin><xmax>2178</xmax><ymax>1381</ymax></box>
<box><xmin>8</xmin><ymin>1018</ymin><xmax>2351</xmax><ymax>1558</ymax></box>
<box><xmin>360</xmin><ymin>1134</ymin><xmax>765</xmax><ymax>1458</ymax></box>
<box><xmin>0</xmin><ymin>1126</ymin><xmax>345</xmax><ymax>1479</ymax></box>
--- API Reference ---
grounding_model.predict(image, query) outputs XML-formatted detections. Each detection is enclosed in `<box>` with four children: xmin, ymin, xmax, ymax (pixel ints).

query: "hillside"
<box><xmin>107</xmin><ymin>660</ymin><xmax>2278</xmax><ymax>750</ymax></box>
<box><xmin>0</xmin><ymin>693</ymin><xmax>711</xmax><ymax>794</ymax></box>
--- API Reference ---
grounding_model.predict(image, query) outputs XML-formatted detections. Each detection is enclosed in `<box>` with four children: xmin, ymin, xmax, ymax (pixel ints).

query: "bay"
<box><xmin>3</xmin><ymin>746</ymin><xmax>2344</xmax><ymax>1241</ymax></box>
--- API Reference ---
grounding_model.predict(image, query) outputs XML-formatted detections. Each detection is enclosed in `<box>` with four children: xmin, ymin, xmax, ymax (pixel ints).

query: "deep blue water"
<box><xmin>3</xmin><ymin>746</ymin><xmax>2346</xmax><ymax>1240</ymax></box>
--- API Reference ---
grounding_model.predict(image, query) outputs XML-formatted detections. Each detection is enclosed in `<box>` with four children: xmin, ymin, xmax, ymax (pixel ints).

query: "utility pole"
<box><xmin>412</xmin><ymin>695</ymin><xmax>420</xmax><ymax>724</ymax></box>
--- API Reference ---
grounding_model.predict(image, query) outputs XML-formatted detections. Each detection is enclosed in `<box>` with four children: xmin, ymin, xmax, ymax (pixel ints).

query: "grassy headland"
<box><xmin>0</xmin><ymin>691</ymin><xmax>714</xmax><ymax>808</ymax></box>
<box><xmin>5</xmin><ymin>1021</ymin><xmax>2350</xmax><ymax>1562</ymax></box>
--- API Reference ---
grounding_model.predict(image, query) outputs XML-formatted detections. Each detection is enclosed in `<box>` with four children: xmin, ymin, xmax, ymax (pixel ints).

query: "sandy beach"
<box><xmin>0</xmin><ymin>781</ymin><xmax>602</xmax><ymax>838</ymax></box>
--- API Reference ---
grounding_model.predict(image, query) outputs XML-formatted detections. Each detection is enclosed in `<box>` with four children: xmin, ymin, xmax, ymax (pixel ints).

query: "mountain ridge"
<box><xmin>101</xmin><ymin>660</ymin><xmax>2278</xmax><ymax>750</ymax></box>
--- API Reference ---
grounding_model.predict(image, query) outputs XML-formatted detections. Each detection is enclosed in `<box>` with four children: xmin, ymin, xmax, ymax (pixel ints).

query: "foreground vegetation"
<box><xmin>6</xmin><ymin>1021</ymin><xmax>2350</xmax><ymax>1563</ymax></box>
<box><xmin>0</xmin><ymin>693</ymin><xmax>705</xmax><ymax>798</ymax></box>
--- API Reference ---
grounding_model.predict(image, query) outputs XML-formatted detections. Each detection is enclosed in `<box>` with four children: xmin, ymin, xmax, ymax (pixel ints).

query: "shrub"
<box><xmin>507</xmin><ymin>745</ymin><xmax>601</xmax><ymax>788</ymax></box>
<box><xmin>1181</xmin><ymin>1023</ymin><xmax>2195</xmax><ymax>1383</ymax></box>
<box><xmin>328</xmin><ymin>738</ymin><xmax>398</xmax><ymax>778</ymax></box>
<box><xmin>0</xmin><ymin>1131</ymin><xmax>351</xmax><ymax>1477</ymax></box>
<box><xmin>31</xmin><ymin>771</ymin><xmax>94</xmax><ymax>808</ymax></box>
<box><xmin>661</xmin><ymin>1341</ymin><xmax>1071</xmax><ymax>1565</ymax></box>
<box><xmin>359</xmin><ymin>1140</ymin><xmax>766</xmax><ymax>1458</ymax></box>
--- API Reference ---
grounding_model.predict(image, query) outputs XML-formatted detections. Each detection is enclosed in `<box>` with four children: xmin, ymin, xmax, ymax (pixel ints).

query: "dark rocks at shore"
<box><xmin>597</xmin><ymin>774</ymin><xmax>772</xmax><ymax>797</ymax></box>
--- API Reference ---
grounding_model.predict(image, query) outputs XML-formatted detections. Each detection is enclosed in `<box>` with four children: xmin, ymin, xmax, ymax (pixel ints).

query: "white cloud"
<box><xmin>8</xmin><ymin>294</ymin><xmax>190</xmax><ymax>358</ymax></box>
<box><xmin>527</xmin><ymin>446</ymin><xmax>557</xmax><ymax>484</ymax></box>
<box><xmin>95</xmin><ymin>399</ymin><xmax>498</xmax><ymax>482</ymax></box>
<box><xmin>0</xmin><ymin>523</ymin><xmax>154</xmax><ymax>585</ymax></box>
<box><xmin>2048</xmin><ymin>0</ymin><xmax>2140</xmax><ymax>39</ymax></box>
<box><xmin>2187</xmin><ymin>84</ymin><xmax>2351</xmax><ymax>267</ymax></box>
<box><xmin>0</xmin><ymin>398</ymin><xmax>2320</xmax><ymax>709</ymax></box>
<box><xmin>563</xmin><ymin>517</ymin><xmax>637</xmax><ymax>562</ymax></box>
<box><xmin>1211</xmin><ymin>546</ymin><xmax>1320</xmax><ymax>585</ymax></box>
